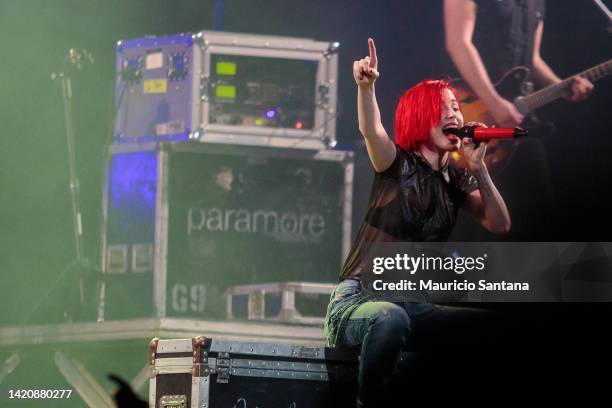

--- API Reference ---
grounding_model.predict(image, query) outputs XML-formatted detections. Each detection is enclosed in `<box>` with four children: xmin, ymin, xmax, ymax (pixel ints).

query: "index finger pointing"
<box><xmin>368</xmin><ymin>37</ymin><xmax>377</xmax><ymax>68</ymax></box>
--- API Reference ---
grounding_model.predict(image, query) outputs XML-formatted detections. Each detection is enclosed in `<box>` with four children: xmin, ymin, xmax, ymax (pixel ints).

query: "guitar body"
<box><xmin>450</xmin><ymin>67</ymin><xmax>553</xmax><ymax>174</ymax></box>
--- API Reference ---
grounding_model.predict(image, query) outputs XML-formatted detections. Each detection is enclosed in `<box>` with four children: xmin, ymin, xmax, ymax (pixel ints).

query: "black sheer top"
<box><xmin>471</xmin><ymin>0</ymin><xmax>546</xmax><ymax>81</ymax></box>
<box><xmin>441</xmin><ymin>0</ymin><xmax>546</xmax><ymax>82</ymax></box>
<box><xmin>339</xmin><ymin>145</ymin><xmax>478</xmax><ymax>281</ymax></box>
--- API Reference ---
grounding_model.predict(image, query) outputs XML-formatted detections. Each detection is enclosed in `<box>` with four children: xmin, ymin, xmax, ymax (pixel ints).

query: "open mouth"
<box><xmin>442</xmin><ymin>124</ymin><xmax>459</xmax><ymax>136</ymax></box>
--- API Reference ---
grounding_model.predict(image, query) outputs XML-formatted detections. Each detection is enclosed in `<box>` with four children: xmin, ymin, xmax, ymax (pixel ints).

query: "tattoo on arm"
<box><xmin>472</xmin><ymin>167</ymin><xmax>510</xmax><ymax>231</ymax></box>
<box><xmin>474</xmin><ymin>168</ymin><xmax>494</xmax><ymax>200</ymax></box>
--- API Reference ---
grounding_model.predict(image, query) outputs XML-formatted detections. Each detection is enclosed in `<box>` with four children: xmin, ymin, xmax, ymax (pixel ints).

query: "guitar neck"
<box><xmin>520</xmin><ymin>59</ymin><xmax>612</xmax><ymax>114</ymax></box>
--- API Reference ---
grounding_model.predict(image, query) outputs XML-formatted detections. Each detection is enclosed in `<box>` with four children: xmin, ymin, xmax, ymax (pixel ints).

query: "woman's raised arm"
<box><xmin>354</xmin><ymin>38</ymin><xmax>396</xmax><ymax>172</ymax></box>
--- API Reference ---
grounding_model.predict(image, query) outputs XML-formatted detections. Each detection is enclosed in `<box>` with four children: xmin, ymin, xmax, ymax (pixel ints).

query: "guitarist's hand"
<box><xmin>353</xmin><ymin>38</ymin><xmax>380</xmax><ymax>88</ymax></box>
<box><xmin>489</xmin><ymin>97</ymin><xmax>524</xmax><ymax>128</ymax></box>
<box><xmin>565</xmin><ymin>76</ymin><xmax>594</xmax><ymax>103</ymax></box>
<box><xmin>462</xmin><ymin>121</ymin><xmax>488</xmax><ymax>172</ymax></box>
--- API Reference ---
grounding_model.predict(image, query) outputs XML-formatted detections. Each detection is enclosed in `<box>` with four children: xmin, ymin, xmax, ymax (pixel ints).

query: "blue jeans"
<box><xmin>324</xmin><ymin>279</ymin><xmax>492</xmax><ymax>407</ymax></box>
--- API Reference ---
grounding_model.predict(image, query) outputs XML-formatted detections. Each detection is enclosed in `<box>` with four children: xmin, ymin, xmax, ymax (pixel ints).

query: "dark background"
<box><xmin>0</xmin><ymin>0</ymin><xmax>610</xmax><ymax>326</ymax></box>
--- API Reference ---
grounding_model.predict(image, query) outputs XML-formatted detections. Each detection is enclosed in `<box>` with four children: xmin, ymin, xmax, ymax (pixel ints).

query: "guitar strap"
<box><xmin>525</xmin><ymin>0</ymin><xmax>539</xmax><ymax>79</ymax></box>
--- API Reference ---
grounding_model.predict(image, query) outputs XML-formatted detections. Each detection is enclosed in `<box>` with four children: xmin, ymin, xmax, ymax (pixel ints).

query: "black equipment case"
<box><xmin>149</xmin><ymin>336</ymin><xmax>358</xmax><ymax>408</ymax></box>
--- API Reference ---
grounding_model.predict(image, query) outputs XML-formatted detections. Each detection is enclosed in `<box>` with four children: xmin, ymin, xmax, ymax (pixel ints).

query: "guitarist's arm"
<box><xmin>531</xmin><ymin>21</ymin><xmax>562</xmax><ymax>87</ymax></box>
<box><xmin>531</xmin><ymin>21</ymin><xmax>594</xmax><ymax>102</ymax></box>
<box><xmin>444</xmin><ymin>0</ymin><xmax>524</xmax><ymax>127</ymax></box>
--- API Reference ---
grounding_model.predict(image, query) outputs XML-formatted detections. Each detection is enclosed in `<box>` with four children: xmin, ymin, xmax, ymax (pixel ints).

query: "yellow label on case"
<box><xmin>216</xmin><ymin>84</ymin><xmax>236</xmax><ymax>99</ymax></box>
<box><xmin>143</xmin><ymin>79</ymin><xmax>167</xmax><ymax>94</ymax></box>
<box><xmin>216</xmin><ymin>61</ymin><xmax>237</xmax><ymax>76</ymax></box>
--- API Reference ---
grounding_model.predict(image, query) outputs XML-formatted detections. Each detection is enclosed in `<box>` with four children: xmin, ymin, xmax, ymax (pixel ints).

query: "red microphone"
<box><xmin>445</xmin><ymin>126</ymin><xmax>528</xmax><ymax>141</ymax></box>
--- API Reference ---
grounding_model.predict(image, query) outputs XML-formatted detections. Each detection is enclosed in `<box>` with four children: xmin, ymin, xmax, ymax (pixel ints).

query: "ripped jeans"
<box><xmin>324</xmin><ymin>278</ymin><xmax>492</xmax><ymax>407</ymax></box>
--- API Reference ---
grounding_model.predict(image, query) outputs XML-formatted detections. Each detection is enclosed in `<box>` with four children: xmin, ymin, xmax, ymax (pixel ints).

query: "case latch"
<box><xmin>216</xmin><ymin>351</ymin><xmax>231</xmax><ymax>383</ymax></box>
<box><xmin>160</xmin><ymin>394</ymin><xmax>186</xmax><ymax>408</ymax></box>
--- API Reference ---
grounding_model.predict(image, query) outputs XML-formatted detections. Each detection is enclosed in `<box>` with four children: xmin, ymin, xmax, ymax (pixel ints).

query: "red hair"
<box><xmin>394</xmin><ymin>79</ymin><xmax>452</xmax><ymax>151</ymax></box>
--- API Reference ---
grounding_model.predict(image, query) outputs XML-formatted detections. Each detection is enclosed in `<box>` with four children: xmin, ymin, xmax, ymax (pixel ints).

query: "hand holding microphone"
<box><xmin>452</xmin><ymin>121</ymin><xmax>527</xmax><ymax>172</ymax></box>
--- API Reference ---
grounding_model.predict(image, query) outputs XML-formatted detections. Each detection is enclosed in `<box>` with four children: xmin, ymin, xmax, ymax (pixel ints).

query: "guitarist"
<box><xmin>443</xmin><ymin>0</ymin><xmax>594</xmax><ymax>239</ymax></box>
<box><xmin>444</xmin><ymin>0</ymin><xmax>593</xmax><ymax>128</ymax></box>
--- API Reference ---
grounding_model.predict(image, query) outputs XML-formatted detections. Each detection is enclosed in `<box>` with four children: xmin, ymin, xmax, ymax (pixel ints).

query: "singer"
<box><xmin>324</xmin><ymin>38</ymin><xmax>510</xmax><ymax>408</ymax></box>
